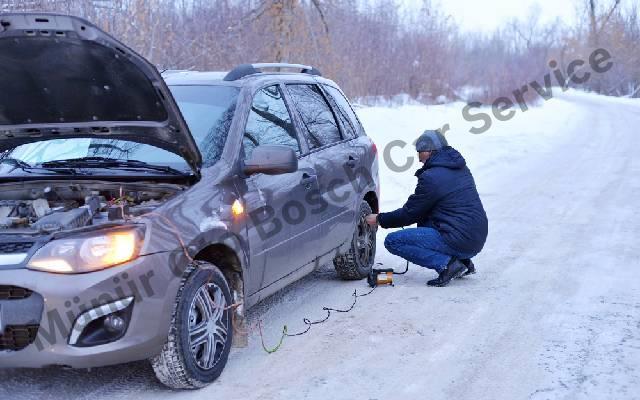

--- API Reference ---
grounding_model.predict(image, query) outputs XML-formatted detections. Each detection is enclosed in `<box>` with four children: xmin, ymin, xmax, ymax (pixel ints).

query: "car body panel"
<box><xmin>0</xmin><ymin>252</ymin><xmax>179</xmax><ymax>368</ymax></box>
<box><xmin>241</xmin><ymin>159</ymin><xmax>321</xmax><ymax>291</ymax></box>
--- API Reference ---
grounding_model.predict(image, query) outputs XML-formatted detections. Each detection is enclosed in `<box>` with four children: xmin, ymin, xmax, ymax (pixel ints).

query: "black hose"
<box><xmin>375</xmin><ymin>260</ymin><xmax>410</xmax><ymax>275</ymax></box>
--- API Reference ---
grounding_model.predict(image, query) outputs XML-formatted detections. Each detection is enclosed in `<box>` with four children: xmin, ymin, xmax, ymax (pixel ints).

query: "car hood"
<box><xmin>0</xmin><ymin>13</ymin><xmax>201</xmax><ymax>174</ymax></box>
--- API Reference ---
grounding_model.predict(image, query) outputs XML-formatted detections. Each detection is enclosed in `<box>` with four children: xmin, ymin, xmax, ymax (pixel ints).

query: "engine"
<box><xmin>0</xmin><ymin>181</ymin><xmax>183</xmax><ymax>234</ymax></box>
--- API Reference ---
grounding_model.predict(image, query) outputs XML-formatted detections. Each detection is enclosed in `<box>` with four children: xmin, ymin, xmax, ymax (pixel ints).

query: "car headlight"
<box><xmin>27</xmin><ymin>227</ymin><xmax>145</xmax><ymax>274</ymax></box>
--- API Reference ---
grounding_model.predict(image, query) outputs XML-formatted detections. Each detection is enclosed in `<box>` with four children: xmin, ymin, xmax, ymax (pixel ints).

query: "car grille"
<box><xmin>0</xmin><ymin>242</ymin><xmax>34</xmax><ymax>254</ymax></box>
<box><xmin>0</xmin><ymin>325</ymin><xmax>39</xmax><ymax>351</ymax></box>
<box><xmin>0</xmin><ymin>285</ymin><xmax>33</xmax><ymax>300</ymax></box>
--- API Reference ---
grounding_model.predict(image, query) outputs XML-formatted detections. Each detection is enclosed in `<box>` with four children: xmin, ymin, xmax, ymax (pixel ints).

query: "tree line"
<box><xmin>1</xmin><ymin>0</ymin><xmax>638</xmax><ymax>103</ymax></box>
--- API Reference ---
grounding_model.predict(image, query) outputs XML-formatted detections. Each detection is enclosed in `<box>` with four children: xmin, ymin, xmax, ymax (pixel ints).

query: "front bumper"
<box><xmin>0</xmin><ymin>252</ymin><xmax>181</xmax><ymax>368</ymax></box>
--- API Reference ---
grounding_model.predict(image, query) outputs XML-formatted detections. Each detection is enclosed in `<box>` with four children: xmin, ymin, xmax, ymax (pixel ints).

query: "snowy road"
<box><xmin>2</xmin><ymin>92</ymin><xmax>639</xmax><ymax>400</ymax></box>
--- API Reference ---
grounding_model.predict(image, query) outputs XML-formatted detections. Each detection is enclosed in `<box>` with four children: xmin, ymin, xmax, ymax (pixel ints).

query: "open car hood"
<box><xmin>0</xmin><ymin>13</ymin><xmax>201</xmax><ymax>174</ymax></box>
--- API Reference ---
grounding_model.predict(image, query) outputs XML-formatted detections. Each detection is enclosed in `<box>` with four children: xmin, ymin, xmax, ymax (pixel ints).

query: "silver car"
<box><xmin>0</xmin><ymin>13</ymin><xmax>379</xmax><ymax>388</ymax></box>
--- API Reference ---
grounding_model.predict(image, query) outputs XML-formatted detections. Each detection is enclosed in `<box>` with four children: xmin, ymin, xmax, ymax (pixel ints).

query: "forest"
<box><xmin>2</xmin><ymin>0</ymin><xmax>638</xmax><ymax>103</ymax></box>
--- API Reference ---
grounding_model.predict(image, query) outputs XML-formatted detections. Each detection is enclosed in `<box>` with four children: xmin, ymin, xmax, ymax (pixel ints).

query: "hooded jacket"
<box><xmin>378</xmin><ymin>146</ymin><xmax>488</xmax><ymax>255</ymax></box>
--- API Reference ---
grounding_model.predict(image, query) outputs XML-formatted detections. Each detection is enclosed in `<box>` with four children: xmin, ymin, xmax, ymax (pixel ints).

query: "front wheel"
<box><xmin>150</xmin><ymin>261</ymin><xmax>233</xmax><ymax>389</ymax></box>
<box><xmin>333</xmin><ymin>201</ymin><xmax>376</xmax><ymax>280</ymax></box>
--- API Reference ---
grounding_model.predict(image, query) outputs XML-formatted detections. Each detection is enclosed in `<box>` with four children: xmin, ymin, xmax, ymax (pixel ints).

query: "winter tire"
<box><xmin>333</xmin><ymin>201</ymin><xmax>376</xmax><ymax>280</ymax></box>
<box><xmin>151</xmin><ymin>261</ymin><xmax>233</xmax><ymax>389</ymax></box>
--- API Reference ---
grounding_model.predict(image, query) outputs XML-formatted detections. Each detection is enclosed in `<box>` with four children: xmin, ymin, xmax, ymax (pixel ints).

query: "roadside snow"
<box><xmin>359</xmin><ymin>89</ymin><xmax>584</xmax><ymax>214</ymax></box>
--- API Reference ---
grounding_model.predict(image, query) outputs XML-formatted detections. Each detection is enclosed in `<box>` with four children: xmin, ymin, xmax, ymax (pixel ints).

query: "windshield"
<box><xmin>169</xmin><ymin>85</ymin><xmax>240</xmax><ymax>167</ymax></box>
<box><xmin>0</xmin><ymin>139</ymin><xmax>189</xmax><ymax>175</ymax></box>
<box><xmin>0</xmin><ymin>85</ymin><xmax>240</xmax><ymax>175</ymax></box>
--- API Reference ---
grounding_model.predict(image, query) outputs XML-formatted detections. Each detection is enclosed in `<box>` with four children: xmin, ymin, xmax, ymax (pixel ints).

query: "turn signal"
<box><xmin>231</xmin><ymin>199</ymin><xmax>244</xmax><ymax>217</ymax></box>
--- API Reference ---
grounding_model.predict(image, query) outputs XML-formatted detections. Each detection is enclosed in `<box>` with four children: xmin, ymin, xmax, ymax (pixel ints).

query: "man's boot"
<box><xmin>461</xmin><ymin>259</ymin><xmax>476</xmax><ymax>276</ymax></box>
<box><xmin>427</xmin><ymin>258</ymin><xmax>467</xmax><ymax>287</ymax></box>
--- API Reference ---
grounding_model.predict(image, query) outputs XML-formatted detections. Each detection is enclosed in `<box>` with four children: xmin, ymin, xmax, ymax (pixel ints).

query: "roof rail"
<box><xmin>223</xmin><ymin>63</ymin><xmax>322</xmax><ymax>81</ymax></box>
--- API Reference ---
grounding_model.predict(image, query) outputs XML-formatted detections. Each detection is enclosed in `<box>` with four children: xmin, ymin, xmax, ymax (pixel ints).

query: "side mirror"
<box><xmin>243</xmin><ymin>145</ymin><xmax>298</xmax><ymax>176</ymax></box>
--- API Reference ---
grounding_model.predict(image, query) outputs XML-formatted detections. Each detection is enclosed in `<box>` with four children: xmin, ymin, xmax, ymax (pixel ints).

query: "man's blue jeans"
<box><xmin>384</xmin><ymin>228</ymin><xmax>476</xmax><ymax>273</ymax></box>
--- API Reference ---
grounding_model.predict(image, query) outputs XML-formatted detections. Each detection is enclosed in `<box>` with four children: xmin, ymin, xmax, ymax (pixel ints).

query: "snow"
<box><xmin>360</xmin><ymin>89</ymin><xmax>584</xmax><ymax>215</ymax></box>
<box><xmin>1</xmin><ymin>90</ymin><xmax>639</xmax><ymax>399</ymax></box>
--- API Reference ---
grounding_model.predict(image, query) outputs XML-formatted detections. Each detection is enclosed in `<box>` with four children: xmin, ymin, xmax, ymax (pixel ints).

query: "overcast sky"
<box><xmin>441</xmin><ymin>0</ymin><xmax>577</xmax><ymax>31</ymax></box>
<box><xmin>412</xmin><ymin>0</ymin><xmax>578</xmax><ymax>32</ymax></box>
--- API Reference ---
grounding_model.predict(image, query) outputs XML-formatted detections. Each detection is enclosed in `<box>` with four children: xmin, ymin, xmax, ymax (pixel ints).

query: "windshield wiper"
<box><xmin>0</xmin><ymin>157</ymin><xmax>77</xmax><ymax>175</ymax></box>
<box><xmin>40</xmin><ymin>157</ymin><xmax>187</xmax><ymax>176</ymax></box>
<box><xmin>0</xmin><ymin>157</ymin><xmax>32</xmax><ymax>169</ymax></box>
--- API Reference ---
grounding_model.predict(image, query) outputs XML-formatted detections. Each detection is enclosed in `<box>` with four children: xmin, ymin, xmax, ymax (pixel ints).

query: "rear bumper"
<box><xmin>0</xmin><ymin>252</ymin><xmax>181</xmax><ymax>368</ymax></box>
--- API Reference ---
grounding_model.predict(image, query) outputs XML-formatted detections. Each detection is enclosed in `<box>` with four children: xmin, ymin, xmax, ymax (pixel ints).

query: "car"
<box><xmin>0</xmin><ymin>13</ymin><xmax>379</xmax><ymax>389</ymax></box>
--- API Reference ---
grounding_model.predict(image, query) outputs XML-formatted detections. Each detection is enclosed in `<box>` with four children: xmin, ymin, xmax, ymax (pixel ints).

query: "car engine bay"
<box><xmin>0</xmin><ymin>181</ymin><xmax>184</xmax><ymax>234</ymax></box>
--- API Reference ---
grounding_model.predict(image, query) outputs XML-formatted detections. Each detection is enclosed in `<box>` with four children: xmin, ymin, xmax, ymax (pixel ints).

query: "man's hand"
<box><xmin>365</xmin><ymin>214</ymin><xmax>379</xmax><ymax>227</ymax></box>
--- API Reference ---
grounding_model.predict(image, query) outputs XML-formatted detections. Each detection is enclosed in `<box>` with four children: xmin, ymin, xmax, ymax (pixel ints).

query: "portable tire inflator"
<box><xmin>367</xmin><ymin>261</ymin><xmax>409</xmax><ymax>288</ymax></box>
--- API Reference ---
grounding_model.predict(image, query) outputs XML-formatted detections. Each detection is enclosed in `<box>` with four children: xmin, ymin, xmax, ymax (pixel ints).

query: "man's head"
<box><xmin>415</xmin><ymin>130</ymin><xmax>448</xmax><ymax>163</ymax></box>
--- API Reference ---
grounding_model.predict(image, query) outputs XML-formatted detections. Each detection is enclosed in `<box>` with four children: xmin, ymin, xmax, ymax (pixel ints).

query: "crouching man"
<box><xmin>366</xmin><ymin>130</ymin><xmax>488</xmax><ymax>287</ymax></box>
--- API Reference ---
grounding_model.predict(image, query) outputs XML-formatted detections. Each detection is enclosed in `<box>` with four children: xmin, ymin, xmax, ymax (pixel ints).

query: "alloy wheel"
<box><xmin>187</xmin><ymin>283</ymin><xmax>229</xmax><ymax>371</ymax></box>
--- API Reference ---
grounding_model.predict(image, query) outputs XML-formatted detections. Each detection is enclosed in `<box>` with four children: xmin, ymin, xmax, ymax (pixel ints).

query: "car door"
<box><xmin>241</xmin><ymin>84</ymin><xmax>321</xmax><ymax>290</ymax></box>
<box><xmin>321</xmin><ymin>84</ymin><xmax>372</xmax><ymax>203</ymax></box>
<box><xmin>285</xmin><ymin>83</ymin><xmax>355</xmax><ymax>256</ymax></box>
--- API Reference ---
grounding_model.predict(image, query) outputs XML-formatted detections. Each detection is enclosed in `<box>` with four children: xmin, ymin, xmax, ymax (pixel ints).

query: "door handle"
<box><xmin>345</xmin><ymin>155</ymin><xmax>358</xmax><ymax>169</ymax></box>
<box><xmin>300</xmin><ymin>173</ymin><xmax>316</xmax><ymax>189</ymax></box>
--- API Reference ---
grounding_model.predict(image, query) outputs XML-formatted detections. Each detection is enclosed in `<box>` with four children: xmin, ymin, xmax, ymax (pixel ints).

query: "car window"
<box><xmin>169</xmin><ymin>85</ymin><xmax>240</xmax><ymax>167</ymax></box>
<box><xmin>286</xmin><ymin>84</ymin><xmax>342</xmax><ymax>150</ymax></box>
<box><xmin>322</xmin><ymin>85</ymin><xmax>356</xmax><ymax>139</ymax></box>
<box><xmin>0</xmin><ymin>139</ymin><xmax>188</xmax><ymax>174</ymax></box>
<box><xmin>323</xmin><ymin>85</ymin><xmax>364</xmax><ymax>137</ymax></box>
<box><xmin>243</xmin><ymin>85</ymin><xmax>300</xmax><ymax>160</ymax></box>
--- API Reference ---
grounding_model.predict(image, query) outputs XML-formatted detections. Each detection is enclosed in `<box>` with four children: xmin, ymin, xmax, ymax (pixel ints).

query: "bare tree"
<box><xmin>0</xmin><ymin>0</ymin><xmax>638</xmax><ymax>101</ymax></box>
<box><xmin>588</xmin><ymin>0</ymin><xmax>621</xmax><ymax>46</ymax></box>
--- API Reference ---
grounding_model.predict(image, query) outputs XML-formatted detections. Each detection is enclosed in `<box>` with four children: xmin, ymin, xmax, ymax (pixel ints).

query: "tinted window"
<box><xmin>323</xmin><ymin>85</ymin><xmax>364</xmax><ymax>137</ymax></box>
<box><xmin>287</xmin><ymin>84</ymin><xmax>342</xmax><ymax>149</ymax></box>
<box><xmin>243</xmin><ymin>85</ymin><xmax>300</xmax><ymax>160</ymax></box>
<box><xmin>322</xmin><ymin>86</ymin><xmax>356</xmax><ymax>138</ymax></box>
<box><xmin>170</xmin><ymin>85</ymin><xmax>240</xmax><ymax>167</ymax></box>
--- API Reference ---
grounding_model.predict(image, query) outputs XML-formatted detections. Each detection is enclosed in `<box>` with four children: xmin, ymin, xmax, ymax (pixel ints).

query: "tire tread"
<box><xmin>333</xmin><ymin>201</ymin><xmax>375</xmax><ymax>280</ymax></box>
<box><xmin>150</xmin><ymin>261</ymin><xmax>231</xmax><ymax>390</ymax></box>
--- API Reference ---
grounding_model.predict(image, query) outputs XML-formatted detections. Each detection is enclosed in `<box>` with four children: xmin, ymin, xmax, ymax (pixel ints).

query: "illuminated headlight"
<box><xmin>27</xmin><ymin>227</ymin><xmax>145</xmax><ymax>274</ymax></box>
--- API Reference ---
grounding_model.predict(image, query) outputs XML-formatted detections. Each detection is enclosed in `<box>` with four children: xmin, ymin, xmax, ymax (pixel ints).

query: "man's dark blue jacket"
<box><xmin>378</xmin><ymin>146</ymin><xmax>488</xmax><ymax>255</ymax></box>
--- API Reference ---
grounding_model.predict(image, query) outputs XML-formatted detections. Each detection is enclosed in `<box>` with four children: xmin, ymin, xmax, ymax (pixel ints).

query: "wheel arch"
<box><xmin>194</xmin><ymin>243</ymin><xmax>242</xmax><ymax>273</ymax></box>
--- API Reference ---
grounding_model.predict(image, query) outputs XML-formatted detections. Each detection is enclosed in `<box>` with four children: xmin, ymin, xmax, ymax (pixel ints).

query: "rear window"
<box><xmin>323</xmin><ymin>85</ymin><xmax>364</xmax><ymax>137</ymax></box>
<box><xmin>169</xmin><ymin>85</ymin><xmax>240</xmax><ymax>167</ymax></box>
<box><xmin>286</xmin><ymin>84</ymin><xmax>343</xmax><ymax>150</ymax></box>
